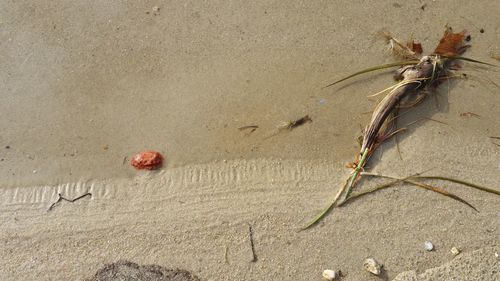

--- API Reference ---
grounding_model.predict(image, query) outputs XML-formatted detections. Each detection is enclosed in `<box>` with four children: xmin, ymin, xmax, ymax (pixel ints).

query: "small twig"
<box><xmin>279</xmin><ymin>115</ymin><xmax>312</xmax><ymax>131</ymax></box>
<box><xmin>238</xmin><ymin>125</ymin><xmax>259</xmax><ymax>135</ymax></box>
<box><xmin>289</xmin><ymin>115</ymin><xmax>312</xmax><ymax>129</ymax></box>
<box><xmin>224</xmin><ymin>245</ymin><xmax>230</xmax><ymax>264</ymax></box>
<box><xmin>460</xmin><ymin>112</ymin><xmax>481</xmax><ymax>118</ymax></box>
<box><xmin>238</xmin><ymin>125</ymin><xmax>259</xmax><ymax>131</ymax></box>
<box><xmin>48</xmin><ymin>192</ymin><xmax>92</xmax><ymax>211</ymax></box>
<box><xmin>489</xmin><ymin>137</ymin><xmax>500</xmax><ymax>147</ymax></box>
<box><xmin>248</xmin><ymin>224</ymin><xmax>257</xmax><ymax>262</ymax></box>
<box><xmin>122</xmin><ymin>156</ymin><xmax>127</xmax><ymax>165</ymax></box>
<box><xmin>264</xmin><ymin>115</ymin><xmax>312</xmax><ymax>140</ymax></box>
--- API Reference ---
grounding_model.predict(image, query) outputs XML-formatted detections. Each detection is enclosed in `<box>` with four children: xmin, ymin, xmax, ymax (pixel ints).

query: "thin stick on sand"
<box><xmin>48</xmin><ymin>192</ymin><xmax>92</xmax><ymax>211</ymax></box>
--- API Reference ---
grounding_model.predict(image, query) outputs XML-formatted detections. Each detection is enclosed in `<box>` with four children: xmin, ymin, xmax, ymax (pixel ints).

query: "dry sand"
<box><xmin>1</xmin><ymin>1</ymin><xmax>499</xmax><ymax>280</ymax></box>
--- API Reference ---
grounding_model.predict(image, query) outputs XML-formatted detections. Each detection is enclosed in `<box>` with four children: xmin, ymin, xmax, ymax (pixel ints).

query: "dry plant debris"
<box><xmin>303</xmin><ymin>27</ymin><xmax>500</xmax><ymax>229</ymax></box>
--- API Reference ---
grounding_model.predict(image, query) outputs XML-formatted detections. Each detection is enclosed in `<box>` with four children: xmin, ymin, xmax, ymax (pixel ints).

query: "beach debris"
<box><xmin>460</xmin><ymin>112</ymin><xmax>480</xmax><ymax>118</ymax></box>
<box><xmin>248</xmin><ymin>224</ymin><xmax>257</xmax><ymax>262</ymax></box>
<box><xmin>322</xmin><ymin>269</ymin><xmax>337</xmax><ymax>280</ymax></box>
<box><xmin>224</xmin><ymin>246</ymin><xmax>230</xmax><ymax>264</ymax></box>
<box><xmin>379</xmin><ymin>31</ymin><xmax>422</xmax><ymax>59</ymax></box>
<box><xmin>450</xmin><ymin>247</ymin><xmax>461</xmax><ymax>256</ymax></box>
<box><xmin>363</xmin><ymin>257</ymin><xmax>382</xmax><ymax>275</ymax></box>
<box><xmin>130</xmin><ymin>151</ymin><xmax>163</xmax><ymax>170</ymax></box>
<box><xmin>264</xmin><ymin>115</ymin><xmax>313</xmax><ymax>139</ymax></box>
<box><xmin>434</xmin><ymin>28</ymin><xmax>469</xmax><ymax>56</ymax></box>
<box><xmin>302</xmin><ymin>26</ymin><xmax>500</xmax><ymax>229</ymax></box>
<box><xmin>278</xmin><ymin>115</ymin><xmax>312</xmax><ymax>131</ymax></box>
<box><xmin>238</xmin><ymin>125</ymin><xmax>259</xmax><ymax>134</ymax></box>
<box><xmin>48</xmin><ymin>192</ymin><xmax>92</xmax><ymax>211</ymax></box>
<box><xmin>495</xmin><ymin>252</ymin><xmax>499</xmax><ymax>259</ymax></box>
<box><xmin>489</xmin><ymin>137</ymin><xmax>500</xmax><ymax>147</ymax></box>
<box><xmin>152</xmin><ymin>6</ymin><xmax>160</xmax><ymax>12</ymax></box>
<box><xmin>424</xmin><ymin>241</ymin><xmax>434</xmax><ymax>251</ymax></box>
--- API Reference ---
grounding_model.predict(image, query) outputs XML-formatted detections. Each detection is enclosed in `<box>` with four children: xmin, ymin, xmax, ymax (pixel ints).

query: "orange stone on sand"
<box><xmin>130</xmin><ymin>151</ymin><xmax>163</xmax><ymax>170</ymax></box>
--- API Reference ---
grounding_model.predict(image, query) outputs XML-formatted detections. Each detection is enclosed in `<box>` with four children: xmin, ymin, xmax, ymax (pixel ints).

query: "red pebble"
<box><xmin>130</xmin><ymin>151</ymin><xmax>163</xmax><ymax>170</ymax></box>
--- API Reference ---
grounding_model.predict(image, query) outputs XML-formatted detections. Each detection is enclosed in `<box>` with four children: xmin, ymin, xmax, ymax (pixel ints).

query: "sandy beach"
<box><xmin>1</xmin><ymin>1</ymin><xmax>499</xmax><ymax>280</ymax></box>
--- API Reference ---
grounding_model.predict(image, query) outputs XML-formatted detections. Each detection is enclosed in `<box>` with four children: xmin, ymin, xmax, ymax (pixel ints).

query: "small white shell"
<box><xmin>322</xmin><ymin>269</ymin><xmax>337</xmax><ymax>281</ymax></box>
<box><xmin>424</xmin><ymin>241</ymin><xmax>434</xmax><ymax>251</ymax></box>
<box><xmin>450</xmin><ymin>247</ymin><xmax>460</xmax><ymax>256</ymax></box>
<box><xmin>363</xmin><ymin>257</ymin><xmax>382</xmax><ymax>275</ymax></box>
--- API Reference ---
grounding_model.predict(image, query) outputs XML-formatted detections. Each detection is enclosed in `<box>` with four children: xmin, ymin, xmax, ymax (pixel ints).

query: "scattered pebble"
<box><xmin>363</xmin><ymin>257</ymin><xmax>382</xmax><ymax>276</ymax></box>
<box><xmin>32</xmin><ymin>170</ymin><xmax>37</xmax><ymax>174</ymax></box>
<box><xmin>5</xmin><ymin>145</ymin><xmax>10</xmax><ymax>149</ymax></box>
<box><xmin>130</xmin><ymin>151</ymin><xmax>163</xmax><ymax>170</ymax></box>
<box><xmin>322</xmin><ymin>269</ymin><xmax>337</xmax><ymax>280</ymax></box>
<box><xmin>152</xmin><ymin>6</ymin><xmax>160</xmax><ymax>12</ymax></box>
<box><xmin>450</xmin><ymin>247</ymin><xmax>460</xmax><ymax>256</ymax></box>
<box><xmin>495</xmin><ymin>252</ymin><xmax>499</xmax><ymax>259</ymax></box>
<box><xmin>424</xmin><ymin>241</ymin><xmax>434</xmax><ymax>251</ymax></box>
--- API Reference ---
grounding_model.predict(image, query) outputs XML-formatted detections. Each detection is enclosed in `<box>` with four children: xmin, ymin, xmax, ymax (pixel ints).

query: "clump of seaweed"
<box><xmin>303</xmin><ymin>27</ymin><xmax>499</xmax><ymax>229</ymax></box>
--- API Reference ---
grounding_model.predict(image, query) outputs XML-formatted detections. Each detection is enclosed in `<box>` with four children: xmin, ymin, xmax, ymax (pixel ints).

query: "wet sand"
<box><xmin>1</xmin><ymin>1</ymin><xmax>499</xmax><ymax>280</ymax></box>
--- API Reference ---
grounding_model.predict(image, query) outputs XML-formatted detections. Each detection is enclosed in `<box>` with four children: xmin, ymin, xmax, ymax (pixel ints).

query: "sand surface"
<box><xmin>1</xmin><ymin>1</ymin><xmax>499</xmax><ymax>280</ymax></box>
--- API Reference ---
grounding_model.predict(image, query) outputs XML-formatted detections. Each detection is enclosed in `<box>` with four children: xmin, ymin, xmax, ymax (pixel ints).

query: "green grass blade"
<box><xmin>300</xmin><ymin>178</ymin><xmax>349</xmax><ymax>230</ymax></box>
<box><xmin>415</xmin><ymin>176</ymin><xmax>500</xmax><ymax>196</ymax></box>
<box><xmin>324</xmin><ymin>60</ymin><xmax>419</xmax><ymax>88</ymax></box>
<box><xmin>342</xmin><ymin>148</ymin><xmax>369</xmax><ymax>199</ymax></box>
<box><xmin>301</xmin><ymin>148</ymin><xmax>371</xmax><ymax>230</ymax></box>
<box><xmin>300</xmin><ymin>195</ymin><xmax>338</xmax><ymax>230</ymax></box>
<box><xmin>355</xmin><ymin>173</ymin><xmax>477</xmax><ymax>211</ymax></box>
<box><xmin>339</xmin><ymin>177</ymin><xmax>408</xmax><ymax>206</ymax></box>
<box><xmin>442</xmin><ymin>55</ymin><xmax>498</xmax><ymax>67</ymax></box>
<box><xmin>405</xmin><ymin>179</ymin><xmax>478</xmax><ymax>212</ymax></box>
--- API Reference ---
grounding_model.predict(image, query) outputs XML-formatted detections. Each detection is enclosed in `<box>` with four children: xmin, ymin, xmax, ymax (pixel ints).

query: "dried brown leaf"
<box><xmin>434</xmin><ymin>27</ymin><xmax>468</xmax><ymax>56</ymax></box>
